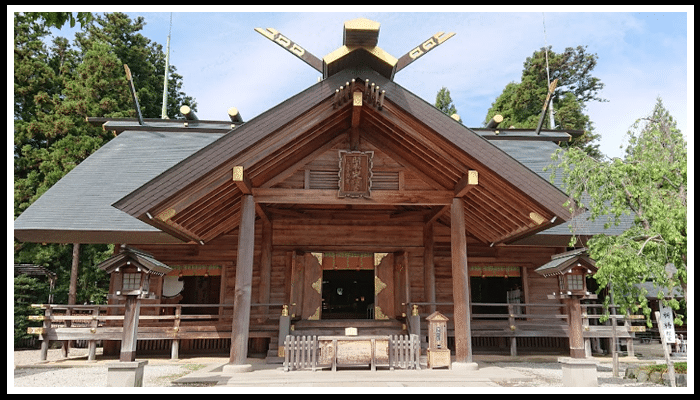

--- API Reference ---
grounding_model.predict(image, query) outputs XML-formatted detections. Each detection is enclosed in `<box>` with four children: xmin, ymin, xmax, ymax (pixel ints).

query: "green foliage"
<box><xmin>14</xmin><ymin>275</ymin><xmax>47</xmax><ymax>346</ymax></box>
<box><xmin>548</xmin><ymin>98</ymin><xmax>687</xmax><ymax>326</ymax></box>
<box><xmin>485</xmin><ymin>45</ymin><xmax>604</xmax><ymax>158</ymax></box>
<box><xmin>434</xmin><ymin>87</ymin><xmax>461</xmax><ymax>122</ymax></box>
<box><xmin>13</xmin><ymin>13</ymin><xmax>197</xmax><ymax>345</ymax></box>
<box><xmin>22</xmin><ymin>12</ymin><xmax>93</xmax><ymax>30</ymax></box>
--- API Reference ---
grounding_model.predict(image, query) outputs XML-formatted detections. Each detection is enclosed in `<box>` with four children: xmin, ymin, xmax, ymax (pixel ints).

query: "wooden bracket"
<box><xmin>454</xmin><ymin>170</ymin><xmax>478</xmax><ymax>197</ymax></box>
<box><xmin>232</xmin><ymin>166</ymin><xmax>253</xmax><ymax>195</ymax></box>
<box><xmin>351</xmin><ymin>91</ymin><xmax>363</xmax><ymax>128</ymax></box>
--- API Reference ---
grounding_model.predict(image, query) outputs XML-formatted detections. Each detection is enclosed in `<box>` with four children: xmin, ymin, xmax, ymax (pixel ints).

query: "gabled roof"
<box><xmin>13</xmin><ymin>128</ymin><xmax>224</xmax><ymax>244</ymax></box>
<box><xmin>112</xmin><ymin>66</ymin><xmax>576</xmax><ymax>245</ymax></box>
<box><xmin>96</xmin><ymin>245</ymin><xmax>171</xmax><ymax>276</ymax></box>
<box><xmin>534</xmin><ymin>248</ymin><xmax>597</xmax><ymax>277</ymax></box>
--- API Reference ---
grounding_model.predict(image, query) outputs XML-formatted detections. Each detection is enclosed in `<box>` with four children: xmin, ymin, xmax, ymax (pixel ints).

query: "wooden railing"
<box><xmin>27</xmin><ymin>301</ymin><xmax>647</xmax><ymax>362</ymax></box>
<box><xmin>27</xmin><ymin>303</ymin><xmax>285</xmax><ymax>361</ymax></box>
<box><xmin>407</xmin><ymin>302</ymin><xmax>644</xmax><ymax>356</ymax></box>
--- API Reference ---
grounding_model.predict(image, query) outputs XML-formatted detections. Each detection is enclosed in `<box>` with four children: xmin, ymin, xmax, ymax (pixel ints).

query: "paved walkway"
<box><xmin>173</xmin><ymin>358</ymin><xmax>530</xmax><ymax>387</ymax></box>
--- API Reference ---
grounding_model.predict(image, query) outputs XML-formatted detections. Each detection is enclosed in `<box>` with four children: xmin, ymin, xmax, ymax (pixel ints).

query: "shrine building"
<box><xmin>14</xmin><ymin>18</ymin><xmax>632</xmax><ymax>369</ymax></box>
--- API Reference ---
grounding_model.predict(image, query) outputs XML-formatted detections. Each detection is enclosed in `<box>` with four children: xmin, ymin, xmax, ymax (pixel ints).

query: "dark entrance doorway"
<box><xmin>321</xmin><ymin>270</ymin><xmax>374</xmax><ymax>319</ymax></box>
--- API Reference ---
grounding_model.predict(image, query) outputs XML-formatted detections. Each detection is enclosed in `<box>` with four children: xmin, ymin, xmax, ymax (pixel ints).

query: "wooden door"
<box><xmin>374</xmin><ymin>253</ymin><xmax>395</xmax><ymax>319</ymax></box>
<box><xmin>301</xmin><ymin>253</ymin><xmax>323</xmax><ymax>320</ymax></box>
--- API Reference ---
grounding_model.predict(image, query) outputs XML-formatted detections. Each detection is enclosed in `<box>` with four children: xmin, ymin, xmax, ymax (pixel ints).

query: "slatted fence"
<box><xmin>283</xmin><ymin>335</ymin><xmax>318</xmax><ymax>371</ymax></box>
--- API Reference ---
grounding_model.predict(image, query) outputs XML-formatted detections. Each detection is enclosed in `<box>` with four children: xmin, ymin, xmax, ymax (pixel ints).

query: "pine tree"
<box><xmin>434</xmin><ymin>87</ymin><xmax>461</xmax><ymax>123</ymax></box>
<box><xmin>485</xmin><ymin>46</ymin><xmax>605</xmax><ymax>158</ymax></box>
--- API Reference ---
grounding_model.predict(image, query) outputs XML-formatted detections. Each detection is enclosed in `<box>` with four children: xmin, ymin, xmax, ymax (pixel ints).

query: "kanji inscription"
<box><xmin>338</xmin><ymin>150</ymin><xmax>373</xmax><ymax>198</ymax></box>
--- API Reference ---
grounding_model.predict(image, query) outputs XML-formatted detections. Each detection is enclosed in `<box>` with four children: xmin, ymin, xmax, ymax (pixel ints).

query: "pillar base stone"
<box><xmin>559</xmin><ymin>357</ymin><xmax>598</xmax><ymax>387</ymax></box>
<box><xmin>451</xmin><ymin>361</ymin><xmax>479</xmax><ymax>371</ymax></box>
<box><xmin>106</xmin><ymin>360</ymin><xmax>148</xmax><ymax>387</ymax></box>
<box><xmin>222</xmin><ymin>363</ymin><xmax>253</xmax><ymax>373</ymax></box>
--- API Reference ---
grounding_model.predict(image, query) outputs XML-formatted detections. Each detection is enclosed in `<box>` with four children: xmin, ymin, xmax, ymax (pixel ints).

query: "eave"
<box><xmin>113</xmin><ymin>68</ymin><xmax>576</xmax><ymax>246</ymax></box>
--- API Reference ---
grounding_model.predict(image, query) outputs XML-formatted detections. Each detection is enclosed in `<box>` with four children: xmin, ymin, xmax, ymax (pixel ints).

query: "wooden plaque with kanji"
<box><xmin>338</xmin><ymin>150</ymin><xmax>373</xmax><ymax>198</ymax></box>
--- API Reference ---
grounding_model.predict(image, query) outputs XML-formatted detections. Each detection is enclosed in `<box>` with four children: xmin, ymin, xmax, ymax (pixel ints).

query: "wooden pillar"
<box><xmin>450</xmin><ymin>197</ymin><xmax>473</xmax><ymax>363</ymax></box>
<box><xmin>120</xmin><ymin>295</ymin><xmax>141</xmax><ymax>362</ymax></box>
<box><xmin>423</xmin><ymin>223</ymin><xmax>436</xmax><ymax>313</ymax></box>
<box><xmin>229</xmin><ymin>194</ymin><xmax>256</xmax><ymax>365</ymax></box>
<box><xmin>567</xmin><ymin>297</ymin><xmax>586</xmax><ymax>358</ymax></box>
<box><xmin>258</xmin><ymin>218</ymin><xmax>272</xmax><ymax>316</ymax></box>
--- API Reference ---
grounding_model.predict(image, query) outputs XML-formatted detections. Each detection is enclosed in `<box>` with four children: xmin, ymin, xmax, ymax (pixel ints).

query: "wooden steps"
<box><xmin>291</xmin><ymin>319</ymin><xmax>405</xmax><ymax>336</ymax></box>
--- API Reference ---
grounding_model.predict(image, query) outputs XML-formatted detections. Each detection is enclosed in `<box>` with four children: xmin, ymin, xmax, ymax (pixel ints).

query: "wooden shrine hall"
<box><xmin>14</xmin><ymin>18</ymin><xmax>635</xmax><ymax>371</ymax></box>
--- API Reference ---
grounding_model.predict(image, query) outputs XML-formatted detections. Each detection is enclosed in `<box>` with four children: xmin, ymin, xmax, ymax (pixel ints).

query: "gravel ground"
<box><xmin>11</xmin><ymin>346</ymin><xmax>675</xmax><ymax>389</ymax></box>
<box><xmin>12</xmin><ymin>348</ymin><xmax>201</xmax><ymax>389</ymax></box>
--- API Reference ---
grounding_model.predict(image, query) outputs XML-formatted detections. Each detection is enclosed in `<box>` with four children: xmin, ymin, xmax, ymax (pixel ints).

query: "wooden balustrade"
<box><xmin>28</xmin><ymin>303</ymin><xmax>284</xmax><ymax>361</ymax></box>
<box><xmin>27</xmin><ymin>301</ymin><xmax>645</xmax><ymax>361</ymax></box>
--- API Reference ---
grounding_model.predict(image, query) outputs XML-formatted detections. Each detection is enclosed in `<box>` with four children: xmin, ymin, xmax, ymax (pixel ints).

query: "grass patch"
<box><xmin>640</xmin><ymin>362</ymin><xmax>687</xmax><ymax>374</ymax></box>
<box><xmin>160</xmin><ymin>364</ymin><xmax>207</xmax><ymax>381</ymax></box>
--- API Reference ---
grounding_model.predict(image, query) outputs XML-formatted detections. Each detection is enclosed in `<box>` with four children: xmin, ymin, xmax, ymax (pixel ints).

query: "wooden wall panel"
<box><xmin>127</xmin><ymin>216</ymin><xmax>568</xmax><ymax>328</ymax></box>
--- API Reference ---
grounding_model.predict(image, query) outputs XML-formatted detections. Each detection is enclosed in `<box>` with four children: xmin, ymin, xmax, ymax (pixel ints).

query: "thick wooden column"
<box><xmin>423</xmin><ymin>222</ymin><xmax>436</xmax><ymax>313</ymax></box>
<box><xmin>258</xmin><ymin>218</ymin><xmax>272</xmax><ymax>314</ymax></box>
<box><xmin>120</xmin><ymin>295</ymin><xmax>141</xmax><ymax>362</ymax></box>
<box><xmin>451</xmin><ymin>197</ymin><xmax>473</xmax><ymax>363</ymax></box>
<box><xmin>229</xmin><ymin>194</ymin><xmax>256</xmax><ymax>366</ymax></box>
<box><xmin>567</xmin><ymin>297</ymin><xmax>586</xmax><ymax>358</ymax></box>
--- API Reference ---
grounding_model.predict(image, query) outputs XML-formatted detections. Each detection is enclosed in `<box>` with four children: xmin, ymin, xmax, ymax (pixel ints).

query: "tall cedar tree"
<box><xmin>547</xmin><ymin>98</ymin><xmax>687</xmax><ymax>326</ymax></box>
<box><xmin>14</xmin><ymin>12</ymin><xmax>197</xmax><ymax>312</ymax></box>
<box><xmin>485</xmin><ymin>46</ymin><xmax>605</xmax><ymax>158</ymax></box>
<box><xmin>434</xmin><ymin>87</ymin><xmax>461</xmax><ymax>122</ymax></box>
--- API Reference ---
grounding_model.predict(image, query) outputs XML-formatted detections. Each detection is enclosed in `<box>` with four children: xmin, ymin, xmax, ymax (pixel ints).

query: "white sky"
<box><xmin>12</xmin><ymin>6</ymin><xmax>692</xmax><ymax>160</ymax></box>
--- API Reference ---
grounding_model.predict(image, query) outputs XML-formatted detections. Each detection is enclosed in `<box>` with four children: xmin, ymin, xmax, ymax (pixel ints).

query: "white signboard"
<box><xmin>658</xmin><ymin>302</ymin><xmax>676</xmax><ymax>344</ymax></box>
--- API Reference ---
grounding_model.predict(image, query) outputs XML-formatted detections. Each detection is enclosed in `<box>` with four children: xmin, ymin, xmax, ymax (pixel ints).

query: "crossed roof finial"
<box><xmin>255</xmin><ymin>18</ymin><xmax>455</xmax><ymax>81</ymax></box>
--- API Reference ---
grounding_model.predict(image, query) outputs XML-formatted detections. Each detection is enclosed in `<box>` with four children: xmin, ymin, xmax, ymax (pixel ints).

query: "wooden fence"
<box><xmin>26</xmin><ymin>301</ymin><xmax>645</xmax><ymax>362</ymax></box>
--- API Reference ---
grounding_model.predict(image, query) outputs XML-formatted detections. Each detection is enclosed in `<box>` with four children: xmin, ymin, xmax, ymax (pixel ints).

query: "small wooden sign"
<box><xmin>628</xmin><ymin>326</ymin><xmax>647</xmax><ymax>332</ymax></box>
<box><xmin>338</xmin><ymin>150</ymin><xmax>373</xmax><ymax>198</ymax></box>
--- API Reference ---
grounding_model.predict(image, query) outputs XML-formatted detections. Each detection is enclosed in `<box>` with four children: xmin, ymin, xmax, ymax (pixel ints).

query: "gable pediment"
<box><xmin>113</xmin><ymin>67</ymin><xmax>574</xmax><ymax>245</ymax></box>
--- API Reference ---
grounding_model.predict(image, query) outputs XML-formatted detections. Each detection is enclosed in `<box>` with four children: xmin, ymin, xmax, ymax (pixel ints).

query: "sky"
<box><xmin>21</xmin><ymin>6</ymin><xmax>693</xmax><ymax>160</ymax></box>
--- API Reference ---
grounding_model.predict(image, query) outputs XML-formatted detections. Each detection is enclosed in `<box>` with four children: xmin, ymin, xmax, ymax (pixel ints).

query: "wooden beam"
<box><xmin>123</xmin><ymin>64</ymin><xmax>144</xmax><ymax>125</ymax></box>
<box><xmin>485</xmin><ymin>114</ymin><xmax>503</xmax><ymax>129</ymax></box>
<box><xmin>180</xmin><ymin>105</ymin><xmax>198</xmax><ymax>120</ymax></box>
<box><xmin>252</xmin><ymin>188</ymin><xmax>453</xmax><ymax>206</ymax></box>
<box><xmin>229</xmin><ymin>194</ymin><xmax>255</xmax><ymax>366</ymax></box>
<box><xmin>453</xmin><ymin>170</ymin><xmax>478</xmax><ymax>197</ymax></box>
<box><xmin>351</xmin><ymin>91</ymin><xmax>362</xmax><ymax>128</ymax></box>
<box><xmin>395</xmin><ymin>31</ymin><xmax>455</xmax><ymax>73</ymax></box>
<box><xmin>254</xmin><ymin>27</ymin><xmax>323</xmax><ymax>73</ymax></box>
<box><xmin>451</xmin><ymin>197</ymin><xmax>473</xmax><ymax>364</ymax></box>
<box><xmin>228</xmin><ymin>107</ymin><xmax>243</xmax><ymax>124</ymax></box>
<box><xmin>232</xmin><ymin>166</ymin><xmax>253</xmax><ymax>195</ymax></box>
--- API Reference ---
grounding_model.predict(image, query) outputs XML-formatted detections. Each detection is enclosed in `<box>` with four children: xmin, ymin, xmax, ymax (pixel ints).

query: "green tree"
<box><xmin>22</xmin><ymin>11</ymin><xmax>93</xmax><ymax>30</ymax></box>
<box><xmin>14</xmin><ymin>275</ymin><xmax>47</xmax><ymax>346</ymax></box>
<box><xmin>74</xmin><ymin>12</ymin><xmax>196</xmax><ymax>119</ymax></box>
<box><xmin>548</xmin><ymin>98</ymin><xmax>687</xmax><ymax>326</ymax></box>
<box><xmin>486</xmin><ymin>46</ymin><xmax>605</xmax><ymax>158</ymax></box>
<box><xmin>434</xmin><ymin>87</ymin><xmax>461</xmax><ymax>122</ymax></box>
<box><xmin>13</xmin><ymin>12</ymin><xmax>198</xmax><ymax>333</ymax></box>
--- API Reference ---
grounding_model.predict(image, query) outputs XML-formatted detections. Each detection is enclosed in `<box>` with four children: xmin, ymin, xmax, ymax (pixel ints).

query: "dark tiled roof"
<box><xmin>13</xmin><ymin>130</ymin><xmax>222</xmax><ymax>244</ymax></box>
<box><xmin>489</xmin><ymin>140</ymin><xmax>635</xmax><ymax>238</ymax></box>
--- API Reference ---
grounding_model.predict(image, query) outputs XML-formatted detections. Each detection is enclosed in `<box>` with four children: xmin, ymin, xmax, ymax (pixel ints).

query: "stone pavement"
<box><xmin>173</xmin><ymin>357</ymin><xmax>533</xmax><ymax>387</ymax></box>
